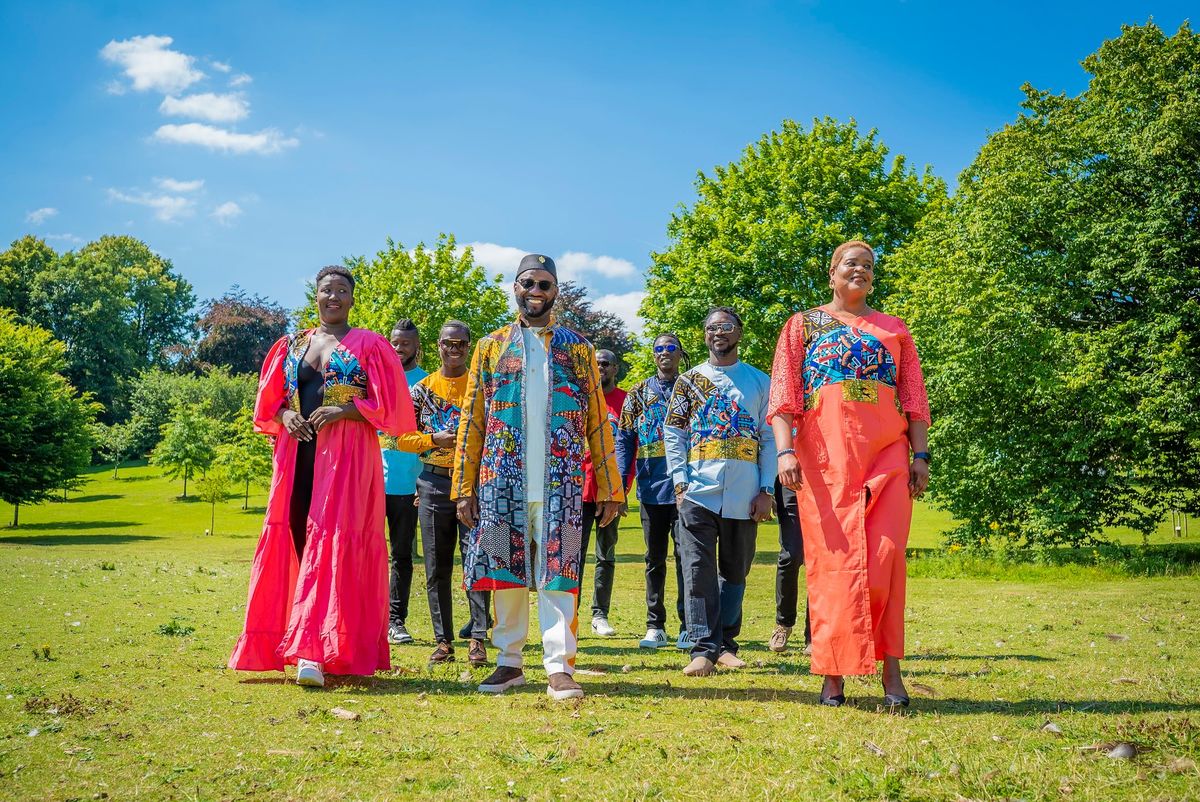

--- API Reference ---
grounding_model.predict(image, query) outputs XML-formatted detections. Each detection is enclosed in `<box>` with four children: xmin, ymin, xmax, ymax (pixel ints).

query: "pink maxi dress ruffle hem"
<box><xmin>229</xmin><ymin>328</ymin><xmax>415</xmax><ymax>676</ymax></box>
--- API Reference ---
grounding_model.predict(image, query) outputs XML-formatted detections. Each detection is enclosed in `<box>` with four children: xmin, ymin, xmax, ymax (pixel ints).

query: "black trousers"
<box><xmin>677</xmin><ymin>499</ymin><xmax>758</xmax><ymax>662</ymax></box>
<box><xmin>580</xmin><ymin>501</ymin><xmax>620</xmax><ymax>619</ymax></box>
<box><xmin>417</xmin><ymin>470</ymin><xmax>490</xmax><ymax>642</ymax></box>
<box><xmin>386</xmin><ymin>493</ymin><xmax>418</xmax><ymax>627</ymax></box>
<box><xmin>641</xmin><ymin>502</ymin><xmax>686</xmax><ymax>630</ymax></box>
<box><xmin>775</xmin><ymin>481</ymin><xmax>812</xmax><ymax>642</ymax></box>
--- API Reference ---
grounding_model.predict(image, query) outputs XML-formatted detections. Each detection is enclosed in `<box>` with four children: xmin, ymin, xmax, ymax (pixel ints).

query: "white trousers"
<box><xmin>491</xmin><ymin>502</ymin><xmax>579</xmax><ymax>675</ymax></box>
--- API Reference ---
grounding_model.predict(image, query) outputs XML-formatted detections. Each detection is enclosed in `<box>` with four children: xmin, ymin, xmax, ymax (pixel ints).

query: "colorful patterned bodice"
<box><xmin>284</xmin><ymin>330</ymin><xmax>369</xmax><ymax>412</ymax></box>
<box><xmin>800</xmin><ymin>309</ymin><xmax>901</xmax><ymax>414</ymax></box>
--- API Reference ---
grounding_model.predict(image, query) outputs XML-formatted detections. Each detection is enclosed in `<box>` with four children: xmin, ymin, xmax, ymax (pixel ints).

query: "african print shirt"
<box><xmin>396</xmin><ymin>370</ymin><xmax>467</xmax><ymax>469</ymax></box>
<box><xmin>663</xmin><ymin>360</ymin><xmax>777</xmax><ymax>520</ymax></box>
<box><xmin>616</xmin><ymin>376</ymin><xmax>678</xmax><ymax>505</ymax></box>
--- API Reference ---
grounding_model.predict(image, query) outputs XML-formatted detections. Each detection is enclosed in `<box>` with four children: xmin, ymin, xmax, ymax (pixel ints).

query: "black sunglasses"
<box><xmin>439</xmin><ymin>339</ymin><xmax>468</xmax><ymax>349</ymax></box>
<box><xmin>705</xmin><ymin>322</ymin><xmax>736</xmax><ymax>333</ymax></box>
<box><xmin>597</xmin><ymin>360</ymin><xmax>614</xmax><ymax>368</ymax></box>
<box><xmin>518</xmin><ymin>278</ymin><xmax>555</xmax><ymax>291</ymax></box>
<box><xmin>653</xmin><ymin>344</ymin><xmax>678</xmax><ymax>354</ymax></box>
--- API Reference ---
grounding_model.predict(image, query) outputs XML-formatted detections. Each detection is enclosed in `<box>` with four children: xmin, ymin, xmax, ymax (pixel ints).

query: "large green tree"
<box><xmin>0</xmin><ymin>311</ymin><xmax>98</xmax><ymax>526</ymax></box>
<box><xmin>639</xmin><ymin>118</ymin><xmax>945</xmax><ymax>373</ymax></box>
<box><xmin>0</xmin><ymin>235</ymin><xmax>197</xmax><ymax>421</ymax></box>
<box><xmin>125</xmin><ymin>366</ymin><xmax>256</xmax><ymax>456</ymax></box>
<box><xmin>299</xmin><ymin>234</ymin><xmax>511</xmax><ymax>370</ymax></box>
<box><xmin>555</xmin><ymin>280</ymin><xmax>635</xmax><ymax>377</ymax></box>
<box><xmin>890</xmin><ymin>22</ymin><xmax>1200</xmax><ymax>545</ymax></box>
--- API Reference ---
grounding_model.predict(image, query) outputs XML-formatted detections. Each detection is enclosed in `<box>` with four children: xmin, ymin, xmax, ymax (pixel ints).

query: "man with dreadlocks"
<box><xmin>664</xmin><ymin>307</ymin><xmax>777</xmax><ymax>677</ymax></box>
<box><xmin>617</xmin><ymin>333</ymin><xmax>693</xmax><ymax>650</ymax></box>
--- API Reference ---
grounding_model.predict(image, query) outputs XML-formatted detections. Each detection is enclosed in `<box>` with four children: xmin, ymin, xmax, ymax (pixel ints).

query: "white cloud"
<box><xmin>211</xmin><ymin>201</ymin><xmax>242</xmax><ymax>225</ymax></box>
<box><xmin>107</xmin><ymin>188</ymin><xmax>194</xmax><ymax>222</ymax></box>
<box><xmin>45</xmin><ymin>233</ymin><xmax>84</xmax><ymax>245</ymax></box>
<box><xmin>229</xmin><ymin>73</ymin><xmax>252</xmax><ymax>87</ymax></box>
<box><xmin>100</xmin><ymin>35</ymin><xmax>204</xmax><ymax>94</ymax></box>
<box><xmin>460</xmin><ymin>242</ymin><xmax>529</xmax><ymax>277</ymax></box>
<box><xmin>155</xmin><ymin>177</ymin><xmax>204</xmax><ymax>192</ymax></box>
<box><xmin>159</xmin><ymin>92</ymin><xmax>249</xmax><ymax>123</ymax></box>
<box><xmin>594</xmin><ymin>291</ymin><xmax>647</xmax><ymax>335</ymax></box>
<box><xmin>555</xmin><ymin>251</ymin><xmax>639</xmax><ymax>281</ymax></box>
<box><xmin>25</xmin><ymin>207</ymin><xmax>58</xmax><ymax>224</ymax></box>
<box><xmin>210</xmin><ymin>60</ymin><xmax>231</xmax><ymax>73</ymax></box>
<box><xmin>153</xmin><ymin>122</ymin><xmax>298</xmax><ymax>155</ymax></box>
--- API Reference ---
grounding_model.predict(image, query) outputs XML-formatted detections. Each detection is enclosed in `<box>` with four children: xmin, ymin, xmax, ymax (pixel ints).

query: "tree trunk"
<box><xmin>113</xmin><ymin>461</ymin><xmax>119</xmax><ymax>479</ymax></box>
<box><xmin>243</xmin><ymin>479</ymin><xmax>250</xmax><ymax>510</ymax></box>
<box><xmin>210</xmin><ymin>502</ymin><xmax>216</xmax><ymax>535</ymax></box>
<box><xmin>11</xmin><ymin>502</ymin><xmax>18</xmax><ymax>528</ymax></box>
<box><xmin>183</xmin><ymin>468</ymin><xmax>189</xmax><ymax>499</ymax></box>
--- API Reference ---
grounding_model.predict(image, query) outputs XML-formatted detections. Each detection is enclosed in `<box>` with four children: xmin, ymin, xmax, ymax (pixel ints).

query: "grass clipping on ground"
<box><xmin>0</xmin><ymin>464</ymin><xmax>1197</xmax><ymax>801</ymax></box>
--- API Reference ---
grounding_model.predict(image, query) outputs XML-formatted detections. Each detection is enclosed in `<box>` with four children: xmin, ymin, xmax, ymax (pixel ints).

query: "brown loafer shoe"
<box><xmin>768</xmin><ymin>624</ymin><xmax>792</xmax><ymax>653</ymax></box>
<box><xmin>546</xmin><ymin>672</ymin><xmax>584</xmax><ymax>700</ymax></box>
<box><xmin>478</xmin><ymin>665</ymin><xmax>525</xmax><ymax>694</ymax></box>
<box><xmin>428</xmin><ymin>641</ymin><xmax>454</xmax><ymax>664</ymax></box>
<box><xmin>468</xmin><ymin>638</ymin><xmax>488</xmax><ymax>667</ymax></box>
<box><xmin>683</xmin><ymin>655</ymin><xmax>715</xmax><ymax>677</ymax></box>
<box><xmin>716</xmin><ymin>651</ymin><xmax>747</xmax><ymax>669</ymax></box>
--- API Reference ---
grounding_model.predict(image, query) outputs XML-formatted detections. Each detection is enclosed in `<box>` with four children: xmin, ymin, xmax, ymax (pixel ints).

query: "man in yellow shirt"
<box><xmin>397</xmin><ymin>321</ymin><xmax>489</xmax><ymax>667</ymax></box>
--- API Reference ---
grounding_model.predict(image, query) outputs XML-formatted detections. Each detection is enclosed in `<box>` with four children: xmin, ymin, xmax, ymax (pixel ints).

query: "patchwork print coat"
<box><xmin>451</xmin><ymin>315</ymin><xmax>624</xmax><ymax>592</ymax></box>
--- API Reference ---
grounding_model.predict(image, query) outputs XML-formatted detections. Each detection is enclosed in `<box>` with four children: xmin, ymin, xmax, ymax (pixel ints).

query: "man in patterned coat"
<box><xmin>452</xmin><ymin>253</ymin><xmax>624</xmax><ymax>700</ymax></box>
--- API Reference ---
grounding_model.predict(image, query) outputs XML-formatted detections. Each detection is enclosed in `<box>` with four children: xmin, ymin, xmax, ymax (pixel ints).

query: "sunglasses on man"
<box><xmin>597</xmin><ymin>360</ymin><xmax>614</xmax><ymax>368</ymax></box>
<box><xmin>653</xmin><ymin>343</ymin><xmax>679</xmax><ymax>354</ymax></box>
<box><xmin>439</xmin><ymin>339</ymin><xmax>468</xmax><ymax>350</ymax></box>
<box><xmin>705</xmin><ymin>322</ymin><xmax>737</xmax><ymax>333</ymax></box>
<box><xmin>518</xmin><ymin>278</ymin><xmax>556</xmax><ymax>291</ymax></box>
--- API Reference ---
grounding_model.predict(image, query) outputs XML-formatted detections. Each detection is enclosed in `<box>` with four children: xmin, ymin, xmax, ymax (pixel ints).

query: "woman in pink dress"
<box><xmin>229</xmin><ymin>265</ymin><xmax>415</xmax><ymax>687</ymax></box>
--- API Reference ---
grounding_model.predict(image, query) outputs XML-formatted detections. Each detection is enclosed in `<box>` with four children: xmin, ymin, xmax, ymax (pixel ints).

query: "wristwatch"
<box><xmin>912</xmin><ymin>451</ymin><xmax>931</xmax><ymax>464</ymax></box>
<box><xmin>759</xmin><ymin>486</ymin><xmax>773</xmax><ymax>495</ymax></box>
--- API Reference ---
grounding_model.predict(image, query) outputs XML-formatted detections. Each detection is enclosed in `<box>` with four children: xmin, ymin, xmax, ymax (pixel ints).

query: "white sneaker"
<box><xmin>676</xmin><ymin>630</ymin><xmax>695</xmax><ymax>650</ymax></box>
<box><xmin>296</xmin><ymin>659</ymin><xmax>324</xmax><ymax>687</ymax></box>
<box><xmin>591</xmin><ymin>615</ymin><xmax>616</xmax><ymax>637</ymax></box>
<box><xmin>639</xmin><ymin>628</ymin><xmax>670</xmax><ymax>649</ymax></box>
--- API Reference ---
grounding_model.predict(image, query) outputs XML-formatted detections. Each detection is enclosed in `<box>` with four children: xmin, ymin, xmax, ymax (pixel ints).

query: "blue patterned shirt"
<box><xmin>663</xmin><ymin>361</ymin><xmax>776</xmax><ymax>519</ymax></box>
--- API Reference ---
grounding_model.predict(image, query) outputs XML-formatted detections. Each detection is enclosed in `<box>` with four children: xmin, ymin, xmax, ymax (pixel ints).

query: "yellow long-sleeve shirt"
<box><xmin>395</xmin><ymin>370</ymin><xmax>468</xmax><ymax>468</ymax></box>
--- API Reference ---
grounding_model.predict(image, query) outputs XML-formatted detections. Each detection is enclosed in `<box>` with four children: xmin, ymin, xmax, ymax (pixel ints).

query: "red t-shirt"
<box><xmin>583</xmin><ymin>386</ymin><xmax>633</xmax><ymax>503</ymax></box>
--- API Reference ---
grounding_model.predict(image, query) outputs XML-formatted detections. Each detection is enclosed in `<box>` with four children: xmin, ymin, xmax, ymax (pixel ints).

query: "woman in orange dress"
<box><xmin>768</xmin><ymin>241</ymin><xmax>930</xmax><ymax>707</ymax></box>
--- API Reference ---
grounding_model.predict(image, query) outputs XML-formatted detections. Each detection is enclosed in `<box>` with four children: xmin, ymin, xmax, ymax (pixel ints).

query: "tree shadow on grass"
<box><xmin>3</xmin><ymin>520</ymin><xmax>141</xmax><ymax>532</ymax></box>
<box><xmin>62</xmin><ymin>494</ymin><xmax>122</xmax><ymax>503</ymax></box>
<box><xmin>0</xmin><ymin>533</ymin><xmax>160</xmax><ymax>546</ymax></box>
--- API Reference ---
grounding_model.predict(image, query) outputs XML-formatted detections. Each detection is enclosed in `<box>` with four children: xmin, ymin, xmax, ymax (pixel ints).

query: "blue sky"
<box><xmin>1</xmin><ymin>1</ymin><xmax>1191</xmax><ymax>331</ymax></box>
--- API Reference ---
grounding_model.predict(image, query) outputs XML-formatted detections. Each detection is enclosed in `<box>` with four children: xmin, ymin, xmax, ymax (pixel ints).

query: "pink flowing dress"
<box><xmin>768</xmin><ymin>306</ymin><xmax>930</xmax><ymax>676</ymax></box>
<box><xmin>229</xmin><ymin>327</ymin><xmax>415</xmax><ymax>676</ymax></box>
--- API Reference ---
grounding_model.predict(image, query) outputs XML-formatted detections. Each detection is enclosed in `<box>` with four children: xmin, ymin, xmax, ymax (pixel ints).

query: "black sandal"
<box><xmin>820</xmin><ymin>678</ymin><xmax>846</xmax><ymax>707</ymax></box>
<box><xmin>883</xmin><ymin>693</ymin><xmax>910</xmax><ymax>708</ymax></box>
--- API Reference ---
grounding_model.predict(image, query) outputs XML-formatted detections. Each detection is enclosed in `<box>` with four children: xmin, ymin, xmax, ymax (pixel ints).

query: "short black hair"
<box><xmin>391</xmin><ymin>318</ymin><xmax>419</xmax><ymax>335</ymax></box>
<box><xmin>704</xmin><ymin>306</ymin><xmax>743</xmax><ymax>328</ymax></box>
<box><xmin>441</xmin><ymin>319</ymin><xmax>472</xmax><ymax>339</ymax></box>
<box><xmin>315</xmin><ymin>264</ymin><xmax>355</xmax><ymax>289</ymax></box>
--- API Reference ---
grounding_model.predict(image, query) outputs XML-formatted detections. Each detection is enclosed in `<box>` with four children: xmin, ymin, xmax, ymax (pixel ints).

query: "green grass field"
<box><xmin>1</xmin><ymin>463</ymin><xmax>1197</xmax><ymax>801</ymax></box>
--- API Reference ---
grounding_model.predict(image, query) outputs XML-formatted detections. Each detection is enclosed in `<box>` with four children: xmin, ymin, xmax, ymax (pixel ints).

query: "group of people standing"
<box><xmin>229</xmin><ymin>240</ymin><xmax>930</xmax><ymax>707</ymax></box>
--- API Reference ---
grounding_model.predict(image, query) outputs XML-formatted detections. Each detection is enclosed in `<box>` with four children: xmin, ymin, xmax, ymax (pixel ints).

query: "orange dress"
<box><xmin>768</xmin><ymin>306</ymin><xmax>930</xmax><ymax>676</ymax></box>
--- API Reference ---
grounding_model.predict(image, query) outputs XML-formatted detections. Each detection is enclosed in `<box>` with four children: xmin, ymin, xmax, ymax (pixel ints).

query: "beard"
<box><xmin>709</xmin><ymin>342</ymin><xmax>735</xmax><ymax>358</ymax></box>
<box><xmin>517</xmin><ymin>294</ymin><xmax>556</xmax><ymax>317</ymax></box>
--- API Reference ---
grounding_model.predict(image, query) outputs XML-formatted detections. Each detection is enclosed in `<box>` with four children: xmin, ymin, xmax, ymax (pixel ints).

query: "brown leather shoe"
<box><xmin>683</xmin><ymin>655</ymin><xmax>715</xmax><ymax>677</ymax></box>
<box><xmin>768</xmin><ymin>624</ymin><xmax>792</xmax><ymax>653</ymax></box>
<box><xmin>478</xmin><ymin>665</ymin><xmax>526</xmax><ymax>694</ymax></box>
<box><xmin>546</xmin><ymin>672</ymin><xmax>584</xmax><ymax>700</ymax></box>
<box><xmin>468</xmin><ymin>638</ymin><xmax>487</xmax><ymax>667</ymax></box>
<box><xmin>428</xmin><ymin>641</ymin><xmax>454</xmax><ymax>664</ymax></box>
<box><xmin>716</xmin><ymin>651</ymin><xmax>747</xmax><ymax>669</ymax></box>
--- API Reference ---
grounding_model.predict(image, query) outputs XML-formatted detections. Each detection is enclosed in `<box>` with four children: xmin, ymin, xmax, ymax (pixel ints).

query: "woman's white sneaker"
<box><xmin>296</xmin><ymin>659</ymin><xmax>325</xmax><ymax>687</ymax></box>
